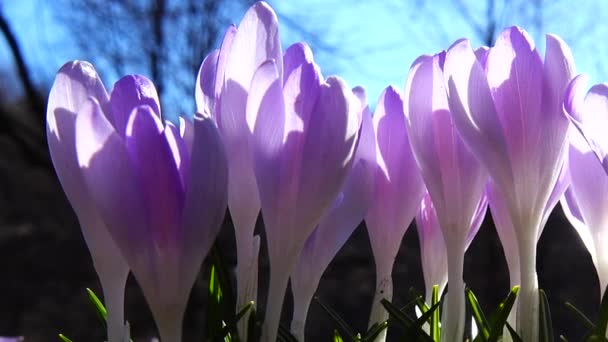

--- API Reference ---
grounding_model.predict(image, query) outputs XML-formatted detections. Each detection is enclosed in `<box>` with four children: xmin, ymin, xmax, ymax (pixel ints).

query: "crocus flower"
<box><xmin>290</xmin><ymin>87</ymin><xmax>375</xmax><ymax>341</ymax></box>
<box><xmin>444</xmin><ymin>27</ymin><xmax>575</xmax><ymax>340</ymax></box>
<box><xmin>563</xmin><ymin>75</ymin><xmax>608</xmax><ymax>173</ymax></box>
<box><xmin>365</xmin><ymin>86</ymin><xmax>425</xmax><ymax>342</ymax></box>
<box><xmin>195</xmin><ymin>3</ymin><xmax>282</xmax><ymax>331</ymax></box>
<box><xmin>47</xmin><ymin>61</ymin><xmax>130</xmax><ymax>342</ymax></box>
<box><xmin>561</xmin><ymin>78</ymin><xmax>608</xmax><ymax>296</ymax></box>
<box><xmin>405</xmin><ymin>51</ymin><xmax>488</xmax><ymax>341</ymax></box>
<box><xmin>248</xmin><ymin>42</ymin><xmax>360</xmax><ymax>342</ymax></box>
<box><xmin>416</xmin><ymin>191</ymin><xmax>487</xmax><ymax>308</ymax></box>
<box><xmin>73</xmin><ymin>70</ymin><xmax>228</xmax><ymax>342</ymax></box>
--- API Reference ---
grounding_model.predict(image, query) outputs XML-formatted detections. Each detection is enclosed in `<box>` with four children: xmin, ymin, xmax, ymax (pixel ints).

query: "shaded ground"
<box><xmin>0</xmin><ymin>117</ymin><xmax>600</xmax><ymax>341</ymax></box>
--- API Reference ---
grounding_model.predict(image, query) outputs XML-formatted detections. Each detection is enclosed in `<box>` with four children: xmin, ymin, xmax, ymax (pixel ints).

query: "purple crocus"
<box><xmin>561</xmin><ymin>82</ymin><xmax>608</xmax><ymax>296</ymax></box>
<box><xmin>405</xmin><ymin>52</ymin><xmax>488</xmax><ymax>341</ymax></box>
<box><xmin>47</xmin><ymin>61</ymin><xmax>130</xmax><ymax>342</ymax></box>
<box><xmin>195</xmin><ymin>3</ymin><xmax>282</xmax><ymax>329</ymax></box>
<box><xmin>290</xmin><ymin>87</ymin><xmax>375</xmax><ymax>341</ymax></box>
<box><xmin>247</xmin><ymin>42</ymin><xmax>360</xmax><ymax>342</ymax></box>
<box><xmin>563</xmin><ymin>75</ymin><xmax>608</xmax><ymax>173</ymax></box>
<box><xmin>365</xmin><ymin>86</ymin><xmax>425</xmax><ymax>342</ymax></box>
<box><xmin>444</xmin><ymin>27</ymin><xmax>575</xmax><ymax>340</ymax></box>
<box><xmin>71</xmin><ymin>69</ymin><xmax>227</xmax><ymax>342</ymax></box>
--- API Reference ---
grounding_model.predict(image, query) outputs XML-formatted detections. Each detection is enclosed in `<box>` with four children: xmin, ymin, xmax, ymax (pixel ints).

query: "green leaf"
<box><xmin>431</xmin><ymin>285</ymin><xmax>440</xmax><ymax>342</ymax></box>
<box><xmin>363</xmin><ymin>321</ymin><xmax>388</xmax><ymax>342</ymax></box>
<box><xmin>333</xmin><ymin>329</ymin><xmax>345</xmax><ymax>342</ymax></box>
<box><xmin>596</xmin><ymin>283</ymin><xmax>608</xmax><ymax>337</ymax></box>
<box><xmin>505</xmin><ymin>322</ymin><xmax>523</xmax><ymax>342</ymax></box>
<box><xmin>539</xmin><ymin>289</ymin><xmax>554</xmax><ymax>342</ymax></box>
<box><xmin>466</xmin><ymin>288</ymin><xmax>489</xmax><ymax>341</ymax></box>
<box><xmin>314</xmin><ymin>296</ymin><xmax>356</xmax><ymax>340</ymax></box>
<box><xmin>58</xmin><ymin>334</ymin><xmax>73</xmax><ymax>342</ymax></box>
<box><xmin>560</xmin><ymin>335</ymin><xmax>569</xmax><ymax>341</ymax></box>
<box><xmin>380</xmin><ymin>298</ymin><xmax>434</xmax><ymax>342</ymax></box>
<box><xmin>277</xmin><ymin>323</ymin><xmax>298</xmax><ymax>342</ymax></box>
<box><xmin>85</xmin><ymin>288</ymin><xmax>107</xmax><ymax>327</ymax></box>
<box><xmin>486</xmin><ymin>286</ymin><xmax>519</xmax><ymax>342</ymax></box>
<box><xmin>410</xmin><ymin>287</ymin><xmax>430</xmax><ymax>313</ymax></box>
<box><xmin>565</xmin><ymin>301</ymin><xmax>596</xmax><ymax>331</ymax></box>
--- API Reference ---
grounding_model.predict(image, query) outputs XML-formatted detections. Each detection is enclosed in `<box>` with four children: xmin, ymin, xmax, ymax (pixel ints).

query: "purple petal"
<box><xmin>486</xmin><ymin>27</ymin><xmax>543</xmax><ymax>167</ymax></box>
<box><xmin>178</xmin><ymin>115</ymin><xmax>194</xmax><ymax>156</ymax></box>
<box><xmin>444</xmin><ymin>39</ymin><xmax>512</xmax><ymax>192</ymax></box>
<box><xmin>366</xmin><ymin>86</ymin><xmax>425</xmax><ymax>266</ymax></box>
<box><xmin>195</xmin><ymin>49</ymin><xmax>219</xmax><ymax>117</ymax></box>
<box><xmin>406</xmin><ymin>53</ymin><xmax>487</xmax><ymax>235</ymax></box>
<box><xmin>282</xmin><ymin>43</ymin><xmax>322</xmax><ymax>128</ymax></box>
<box><xmin>297</xmin><ymin>76</ymin><xmax>359</xmax><ymax>231</ymax></box>
<box><xmin>566</xmin><ymin>76</ymin><xmax>608</xmax><ymax>174</ymax></box>
<box><xmin>213</xmin><ymin>25</ymin><xmax>237</xmax><ymax>121</ymax></box>
<box><xmin>416</xmin><ymin>193</ymin><xmax>448</xmax><ymax>297</ymax></box>
<box><xmin>124</xmin><ymin>106</ymin><xmax>185</xmax><ymax>250</ymax></box>
<box><xmin>543</xmin><ymin>34</ymin><xmax>576</xmax><ymax>119</ymax></box>
<box><xmin>561</xmin><ymin>188</ymin><xmax>596</xmax><ymax>267</ymax></box>
<box><xmin>179</xmin><ymin>112</ymin><xmax>228</xmax><ymax>288</ymax></box>
<box><xmin>250</xmin><ymin>60</ymin><xmax>286</xmax><ymax>257</ymax></box>
<box><xmin>46</xmin><ymin>61</ymin><xmax>127</xmax><ymax>279</ymax></box>
<box><xmin>164</xmin><ymin>120</ymin><xmax>190</xmax><ymax>189</ymax></box>
<box><xmin>293</xmin><ymin>100</ymin><xmax>376</xmax><ymax>284</ymax></box>
<box><xmin>474</xmin><ymin>46</ymin><xmax>489</xmax><ymax>68</ymax></box>
<box><xmin>109</xmin><ymin>75</ymin><xmax>161</xmax><ymax>137</ymax></box>
<box><xmin>221</xmin><ymin>0</ymin><xmax>282</xmax><ymax>136</ymax></box>
<box><xmin>466</xmin><ymin>193</ymin><xmax>488</xmax><ymax>249</ymax></box>
<box><xmin>487</xmin><ymin>182</ymin><xmax>521</xmax><ymax>286</ymax></box>
<box><xmin>75</xmin><ymin>97</ymin><xmax>149</xmax><ymax>268</ymax></box>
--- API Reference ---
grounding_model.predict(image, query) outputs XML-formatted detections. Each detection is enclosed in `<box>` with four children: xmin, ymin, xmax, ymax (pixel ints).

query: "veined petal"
<box><xmin>125</xmin><ymin>106</ymin><xmax>185</xmax><ymax>251</ymax></box>
<box><xmin>179</xmin><ymin>112</ymin><xmax>228</xmax><ymax>289</ymax></box>
<box><xmin>575</xmin><ymin>80</ymin><xmax>608</xmax><ymax>172</ymax></box>
<box><xmin>195</xmin><ymin>49</ymin><xmax>219</xmax><ymax>117</ymax></box>
<box><xmin>474</xmin><ymin>46</ymin><xmax>489</xmax><ymax>68</ymax></box>
<box><xmin>76</xmin><ymin>97</ymin><xmax>148</xmax><ymax>268</ymax></box>
<box><xmin>110</xmin><ymin>75</ymin><xmax>161</xmax><ymax>137</ymax></box>
<box><xmin>444</xmin><ymin>39</ymin><xmax>512</xmax><ymax>193</ymax></box>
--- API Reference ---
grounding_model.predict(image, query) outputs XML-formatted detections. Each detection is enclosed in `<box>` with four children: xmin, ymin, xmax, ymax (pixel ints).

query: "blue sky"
<box><xmin>2</xmin><ymin>0</ymin><xmax>608</xmax><ymax>109</ymax></box>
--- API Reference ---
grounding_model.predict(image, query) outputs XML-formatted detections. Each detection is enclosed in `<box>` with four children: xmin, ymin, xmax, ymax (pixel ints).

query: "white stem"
<box><xmin>290</xmin><ymin>284</ymin><xmax>316</xmax><ymax>342</ymax></box>
<box><xmin>98</xmin><ymin>271</ymin><xmax>128</xmax><ymax>342</ymax></box>
<box><xmin>516</xmin><ymin>233</ymin><xmax>539</xmax><ymax>342</ymax></box>
<box><xmin>368</xmin><ymin>263</ymin><xmax>394</xmax><ymax>342</ymax></box>
<box><xmin>237</xmin><ymin>236</ymin><xmax>261</xmax><ymax>341</ymax></box>
<box><xmin>261</xmin><ymin>264</ymin><xmax>292</xmax><ymax>342</ymax></box>
<box><xmin>440</xmin><ymin>237</ymin><xmax>465</xmax><ymax>342</ymax></box>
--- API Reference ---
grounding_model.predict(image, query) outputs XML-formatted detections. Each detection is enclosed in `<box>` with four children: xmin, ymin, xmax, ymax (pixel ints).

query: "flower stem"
<box><xmin>290</xmin><ymin>280</ymin><xmax>316</xmax><ymax>342</ymax></box>
<box><xmin>236</xmin><ymin>235</ymin><xmax>261</xmax><ymax>341</ymax></box>
<box><xmin>97</xmin><ymin>264</ymin><xmax>129</xmax><ymax>342</ymax></box>
<box><xmin>441</xmin><ymin>236</ymin><xmax>465</xmax><ymax>342</ymax></box>
<box><xmin>516</xmin><ymin>233</ymin><xmax>539</xmax><ymax>342</ymax></box>
<box><xmin>261</xmin><ymin>264</ymin><xmax>292</xmax><ymax>342</ymax></box>
<box><xmin>368</xmin><ymin>261</ymin><xmax>394</xmax><ymax>342</ymax></box>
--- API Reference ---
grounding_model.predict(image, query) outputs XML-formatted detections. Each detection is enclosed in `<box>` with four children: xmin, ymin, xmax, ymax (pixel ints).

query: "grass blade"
<box><xmin>314</xmin><ymin>296</ymin><xmax>356</xmax><ymax>340</ymax></box>
<box><xmin>539</xmin><ymin>289</ymin><xmax>554</xmax><ymax>342</ymax></box>
<box><xmin>466</xmin><ymin>288</ymin><xmax>489</xmax><ymax>341</ymax></box>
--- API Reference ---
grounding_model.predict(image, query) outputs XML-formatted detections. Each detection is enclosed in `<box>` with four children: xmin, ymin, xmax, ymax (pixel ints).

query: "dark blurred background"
<box><xmin>0</xmin><ymin>0</ymin><xmax>606</xmax><ymax>340</ymax></box>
